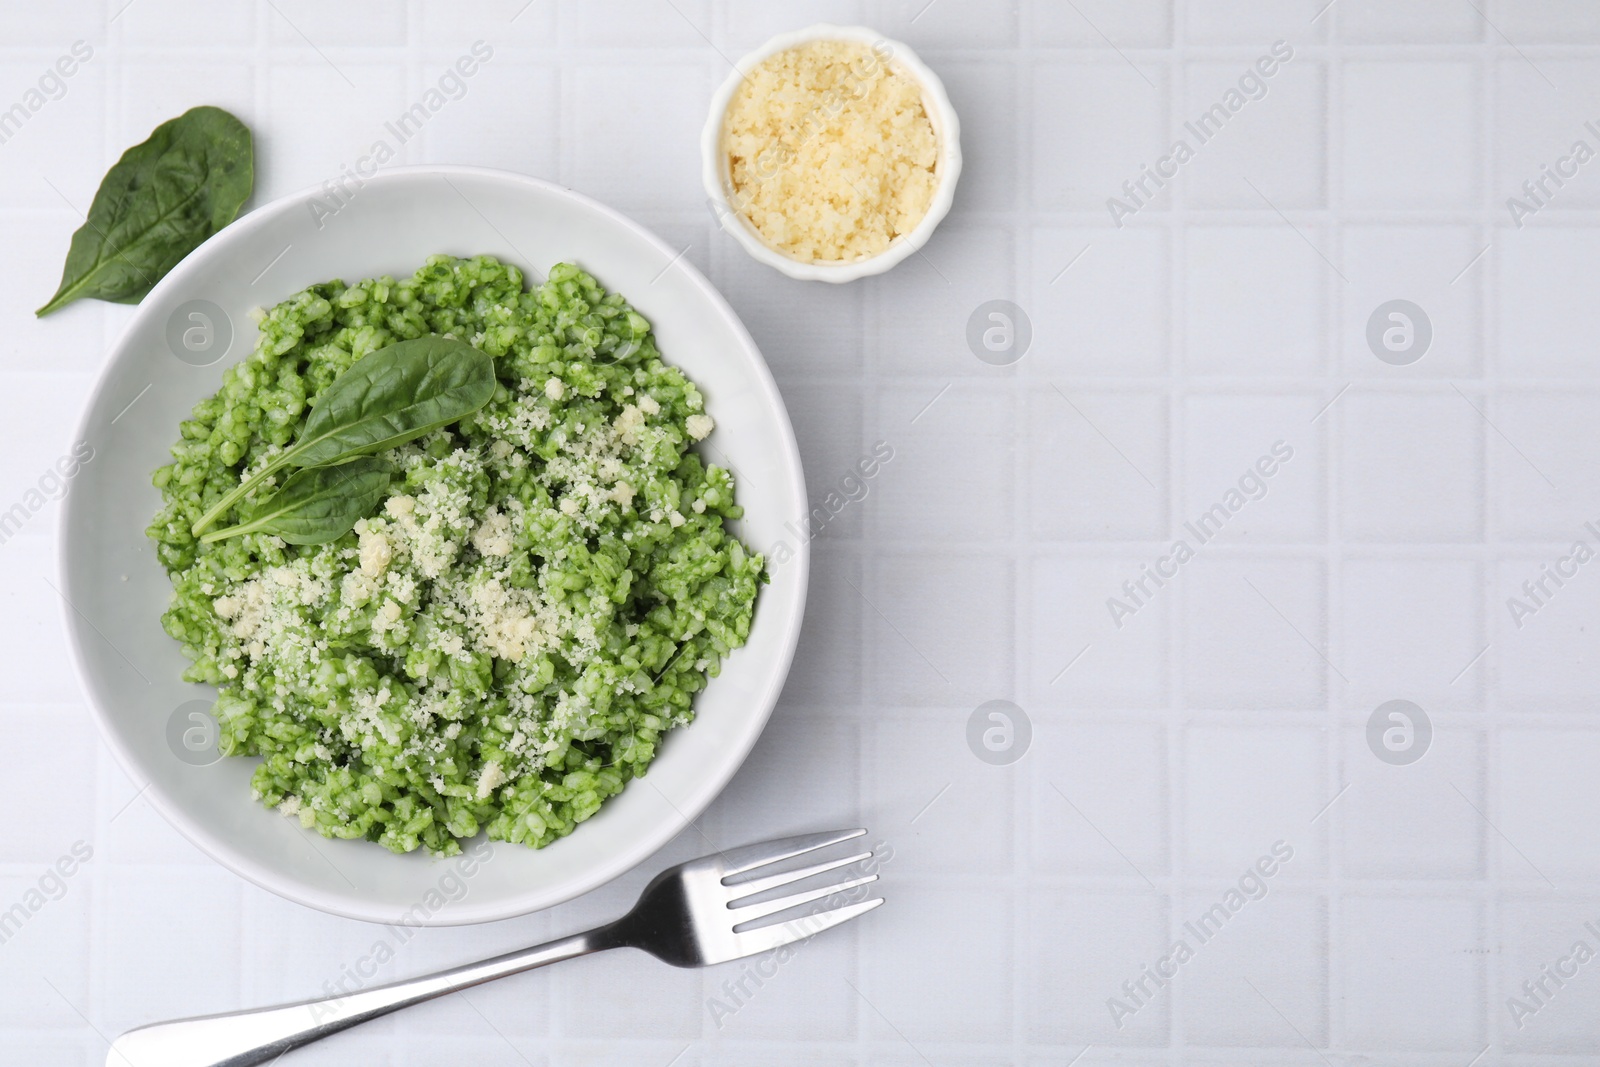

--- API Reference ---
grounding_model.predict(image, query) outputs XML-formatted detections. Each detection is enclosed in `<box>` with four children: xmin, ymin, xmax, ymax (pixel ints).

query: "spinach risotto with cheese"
<box><xmin>148</xmin><ymin>254</ymin><xmax>763</xmax><ymax>856</ymax></box>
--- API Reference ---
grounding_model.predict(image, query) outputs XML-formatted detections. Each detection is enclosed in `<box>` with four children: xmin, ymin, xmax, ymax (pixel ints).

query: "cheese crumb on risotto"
<box><xmin>686</xmin><ymin>414</ymin><xmax>714</xmax><ymax>441</ymax></box>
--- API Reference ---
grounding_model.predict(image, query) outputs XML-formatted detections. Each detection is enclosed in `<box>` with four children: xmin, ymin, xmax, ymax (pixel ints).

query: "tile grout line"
<box><xmin>1477</xmin><ymin>15</ymin><xmax>1504</xmax><ymax>1053</ymax></box>
<box><xmin>1156</xmin><ymin>6</ymin><xmax>1186</xmax><ymax>1059</ymax></box>
<box><xmin>1166</xmin><ymin>9</ymin><xmax>1187</xmax><ymax>1054</ymax></box>
<box><xmin>1322</xmin><ymin>3</ymin><xmax>1345</xmax><ymax>1050</ymax></box>
<box><xmin>1011</xmin><ymin>32</ymin><xmax>1029</xmax><ymax>1061</ymax></box>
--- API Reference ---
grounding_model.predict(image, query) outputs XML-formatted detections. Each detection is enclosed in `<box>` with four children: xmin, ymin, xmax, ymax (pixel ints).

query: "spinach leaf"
<box><xmin>37</xmin><ymin>105</ymin><xmax>253</xmax><ymax>316</ymax></box>
<box><xmin>190</xmin><ymin>336</ymin><xmax>498</xmax><ymax>536</ymax></box>
<box><xmin>292</xmin><ymin>335</ymin><xmax>500</xmax><ymax>465</ymax></box>
<box><xmin>200</xmin><ymin>458</ymin><xmax>391</xmax><ymax>545</ymax></box>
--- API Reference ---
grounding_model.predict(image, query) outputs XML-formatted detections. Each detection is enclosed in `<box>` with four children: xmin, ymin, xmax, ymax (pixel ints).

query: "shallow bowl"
<box><xmin>59</xmin><ymin>165</ymin><xmax>809</xmax><ymax>925</ymax></box>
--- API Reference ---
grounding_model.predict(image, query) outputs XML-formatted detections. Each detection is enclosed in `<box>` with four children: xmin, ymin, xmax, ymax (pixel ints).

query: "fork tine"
<box><xmin>731</xmin><ymin>873</ymin><xmax>878</xmax><ymax>925</ymax></box>
<box><xmin>726</xmin><ymin>850</ymin><xmax>873</xmax><ymax>899</ymax></box>
<box><xmin>730</xmin><ymin>896</ymin><xmax>885</xmax><ymax>957</ymax></box>
<box><xmin>716</xmin><ymin>828</ymin><xmax>867</xmax><ymax>877</ymax></box>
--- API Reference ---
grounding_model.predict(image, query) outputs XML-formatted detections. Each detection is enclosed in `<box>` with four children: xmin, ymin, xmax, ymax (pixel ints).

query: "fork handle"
<box><xmin>106</xmin><ymin>929</ymin><xmax>608</xmax><ymax>1067</ymax></box>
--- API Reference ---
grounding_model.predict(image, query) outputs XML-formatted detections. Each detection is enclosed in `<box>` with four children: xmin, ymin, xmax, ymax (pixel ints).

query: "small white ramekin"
<box><xmin>701</xmin><ymin>23</ymin><xmax>962</xmax><ymax>284</ymax></box>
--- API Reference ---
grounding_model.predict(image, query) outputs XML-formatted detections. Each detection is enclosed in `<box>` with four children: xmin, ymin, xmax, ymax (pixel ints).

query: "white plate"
<box><xmin>58</xmin><ymin>166</ymin><xmax>808</xmax><ymax>925</ymax></box>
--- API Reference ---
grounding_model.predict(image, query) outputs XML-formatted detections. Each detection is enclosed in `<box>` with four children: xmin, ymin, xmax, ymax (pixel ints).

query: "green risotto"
<box><xmin>148</xmin><ymin>255</ymin><xmax>763</xmax><ymax>856</ymax></box>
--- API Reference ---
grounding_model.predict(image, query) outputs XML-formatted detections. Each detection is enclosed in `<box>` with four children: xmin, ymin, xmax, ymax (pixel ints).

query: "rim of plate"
<box><xmin>57</xmin><ymin>165</ymin><xmax>809</xmax><ymax>924</ymax></box>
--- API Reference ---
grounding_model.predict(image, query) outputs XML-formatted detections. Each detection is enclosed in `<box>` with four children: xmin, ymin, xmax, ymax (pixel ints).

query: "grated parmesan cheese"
<box><xmin>476</xmin><ymin>760</ymin><xmax>507</xmax><ymax>798</ymax></box>
<box><xmin>722</xmin><ymin>39</ymin><xmax>939</xmax><ymax>263</ymax></box>
<box><xmin>471</xmin><ymin>508</ymin><xmax>513</xmax><ymax>557</ymax></box>
<box><xmin>358</xmin><ymin>526</ymin><xmax>392</xmax><ymax>577</ymax></box>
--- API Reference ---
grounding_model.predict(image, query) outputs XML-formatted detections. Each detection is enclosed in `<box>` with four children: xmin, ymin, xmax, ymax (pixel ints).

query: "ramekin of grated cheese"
<box><xmin>701</xmin><ymin>24</ymin><xmax>962</xmax><ymax>283</ymax></box>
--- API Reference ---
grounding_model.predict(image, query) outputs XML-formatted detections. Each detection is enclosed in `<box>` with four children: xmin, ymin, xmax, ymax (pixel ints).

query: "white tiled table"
<box><xmin>6</xmin><ymin>1</ymin><xmax>1600</xmax><ymax>1063</ymax></box>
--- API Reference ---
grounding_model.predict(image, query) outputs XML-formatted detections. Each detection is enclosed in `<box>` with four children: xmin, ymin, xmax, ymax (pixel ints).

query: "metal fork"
<box><xmin>106</xmin><ymin>828</ymin><xmax>883</xmax><ymax>1067</ymax></box>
